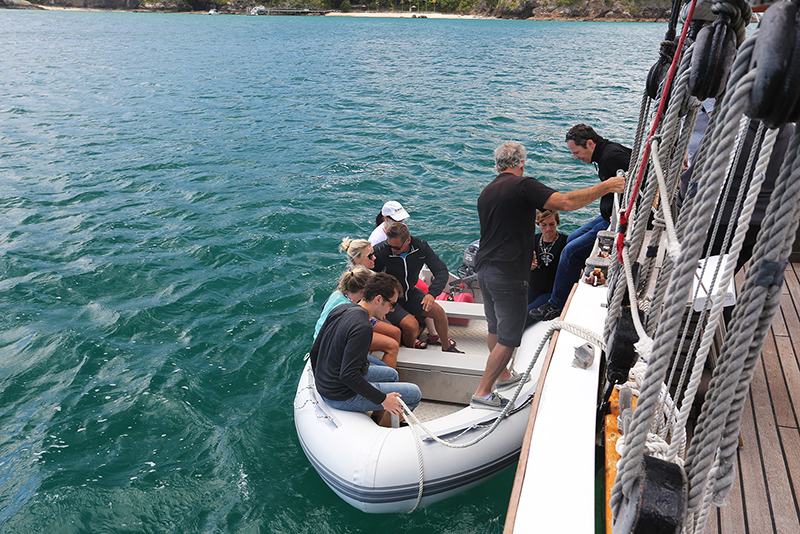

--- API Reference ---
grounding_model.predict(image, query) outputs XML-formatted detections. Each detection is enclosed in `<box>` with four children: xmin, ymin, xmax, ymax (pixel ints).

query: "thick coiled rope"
<box><xmin>667</xmin><ymin>125</ymin><xmax>777</xmax><ymax>467</ymax></box>
<box><xmin>684</xmin><ymin>127</ymin><xmax>800</xmax><ymax>518</ymax></box>
<box><xmin>397</xmin><ymin>320</ymin><xmax>605</xmax><ymax>513</ymax></box>
<box><xmin>610</xmin><ymin>29</ymin><xmax>759</xmax><ymax>517</ymax></box>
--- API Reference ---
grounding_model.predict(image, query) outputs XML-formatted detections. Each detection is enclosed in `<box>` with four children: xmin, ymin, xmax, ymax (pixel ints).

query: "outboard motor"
<box><xmin>450</xmin><ymin>239</ymin><xmax>481</xmax><ymax>297</ymax></box>
<box><xmin>457</xmin><ymin>239</ymin><xmax>480</xmax><ymax>281</ymax></box>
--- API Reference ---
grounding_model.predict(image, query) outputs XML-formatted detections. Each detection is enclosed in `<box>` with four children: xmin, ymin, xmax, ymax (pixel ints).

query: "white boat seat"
<box><xmin>396</xmin><ymin>347</ymin><xmax>488</xmax><ymax>405</ymax></box>
<box><xmin>436</xmin><ymin>300</ymin><xmax>486</xmax><ymax>320</ymax></box>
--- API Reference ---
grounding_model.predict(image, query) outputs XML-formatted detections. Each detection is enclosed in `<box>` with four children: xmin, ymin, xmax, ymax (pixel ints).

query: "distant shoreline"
<box><xmin>326</xmin><ymin>12</ymin><xmax>491</xmax><ymax>20</ymax></box>
<box><xmin>26</xmin><ymin>5</ymin><xmax>665</xmax><ymax>21</ymax></box>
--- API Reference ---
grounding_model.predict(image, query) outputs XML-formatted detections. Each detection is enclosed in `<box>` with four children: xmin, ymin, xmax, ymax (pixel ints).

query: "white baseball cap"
<box><xmin>382</xmin><ymin>201</ymin><xmax>409</xmax><ymax>221</ymax></box>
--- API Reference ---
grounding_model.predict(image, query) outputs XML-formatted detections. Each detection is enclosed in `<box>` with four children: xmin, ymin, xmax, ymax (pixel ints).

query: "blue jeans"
<box><xmin>477</xmin><ymin>263</ymin><xmax>528</xmax><ymax>348</ymax></box>
<box><xmin>548</xmin><ymin>216</ymin><xmax>609</xmax><ymax>308</ymax></box>
<box><xmin>322</xmin><ymin>364</ymin><xmax>421</xmax><ymax>412</ymax></box>
<box><xmin>525</xmin><ymin>293</ymin><xmax>552</xmax><ymax>328</ymax></box>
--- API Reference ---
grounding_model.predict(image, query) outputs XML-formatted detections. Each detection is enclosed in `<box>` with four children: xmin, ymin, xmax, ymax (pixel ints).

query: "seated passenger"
<box><xmin>526</xmin><ymin>210</ymin><xmax>568</xmax><ymax>328</ymax></box>
<box><xmin>315</xmin><ymin>266</ymin><xmax>402</xmax><ymax>369</ymax></box>
<box><xmin>369</xmin><ymin>200</ymin><xmax>410</xmax><ymax>246</ymax></box>
<box><xmin>310</xmin><ymin>273</ymin><xmax>422</xmax><ymax>428</ymax></box>
<box><xmin>368</xmin><ymin>201</ymin><xmax>441</xmax><ymax>343</ymax></box>
<box><xmin>340</xmin><ymin>237</ymin><xmax>402</xmax><ymax>355</ymax></box>
<box><xmin>373</xmin><ymin>222</ymin><xmax>464</xmax><ymax>353</ymax></box>
<box><xmin>340</xmin><ymin>237</ymin><xmax>376</xmax><ymax>270</ymax></box>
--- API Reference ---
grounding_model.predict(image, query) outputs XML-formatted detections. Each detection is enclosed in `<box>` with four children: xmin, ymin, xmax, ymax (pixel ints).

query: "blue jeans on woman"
<box><xmin>548</xmin><ymin>215</ymin><xmax>609</xmax><ymax>309</ymax></box>
<box><xmin>322</xmin><ymin>364</ymin><xmax>422</xmax><ymax>413</ymax></box>
<box><xmin>525</xmin><ymin>292</ymin><xmax>552</xmax><ymax>328</ymax></box>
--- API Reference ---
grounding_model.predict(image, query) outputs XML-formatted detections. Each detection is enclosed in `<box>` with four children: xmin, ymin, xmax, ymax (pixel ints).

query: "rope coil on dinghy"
<box><xmin>396</xmin><ymin>320</ymin><xmax>606</xmax><ymax>513</ymax></box>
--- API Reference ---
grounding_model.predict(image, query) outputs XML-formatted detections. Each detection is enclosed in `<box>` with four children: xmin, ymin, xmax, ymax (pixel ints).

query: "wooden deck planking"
<box><xmin>504</xmin><ymin>262</ymin><xmax>800</xmax><ymax>533</ymax></box>
<box><xmin>716</xmin><ymin>457</ymin><xmax>746</xmax><ymax>534</ymax></box>
<box><xmin>713</xmin><ymin>261</ymin><xmax>800</xmax><ymax>534</ymax></box>
<box><xmin>739</xmin><ymin>377</ymin><xmax>775</xmax><ymax>534</ymax></box>
<box><xmin>753</xmin><ymin>355</ymin><xmax>800</xmax><ymax>533</ymax></box>
<box><xmin>778</xmin><ymin>426</ymin><xmax>800</xmax><ymax>526</ymax></box>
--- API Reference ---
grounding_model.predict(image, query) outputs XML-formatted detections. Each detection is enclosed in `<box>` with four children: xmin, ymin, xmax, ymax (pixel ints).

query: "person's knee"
<box><xmin>425</xmin><ymin>301</ymin><xmax>447</xmax><ymax>320</ymax></box>
<box><xmin>387</xmin><ymin>325</ymin><xmax>402</xmax><ymax>344</ymax></box>
<box><xmin>403</xmin><ymin>385</ymin><xmax>422</xmax><ymax>410</ymax></box>
<box><xmin>384</xmin><ymin>337</ymin><xmax>399</xmax><ymax>358</ymax></box>
<box><xmin>400</xmin><ymin>315</ymin><xmax>417</xmax><ymax>333</ymax></box>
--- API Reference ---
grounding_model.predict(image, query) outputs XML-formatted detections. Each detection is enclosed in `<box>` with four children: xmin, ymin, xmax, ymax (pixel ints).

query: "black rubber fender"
<box><xmin>784</xmin><ymin>17</ymin><xmax>800</xmax><ymax>123</ymax></box>
<box><xmin>612</xmin><ymin>455</ymin><xmax>687</xmax><ymax>534</ymax></box>
<box><xmin>689</xmin><ymin>17</ymin><xmax>737</xmax><ymax>100</ymax></box>
<box><xmin>746</xmin><ymin>1</ymin><xmax>800</xmax><ymax>128</ymax></box>
<box><xmin>605</xmin><ymin>306</ymin><xmax>640</xmax><ymax>386</ymax></box>
<box><xmin>647</xmin><ymin>40</ymin><xmax>678</xmax><ymax>100</ymax></box>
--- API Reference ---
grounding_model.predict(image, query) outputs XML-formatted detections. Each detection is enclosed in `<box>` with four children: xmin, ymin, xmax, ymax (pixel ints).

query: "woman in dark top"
<box><xmin>526</xmin><ymin>210</ymin><xmax>568</xmax><ymax>327</ymax></box>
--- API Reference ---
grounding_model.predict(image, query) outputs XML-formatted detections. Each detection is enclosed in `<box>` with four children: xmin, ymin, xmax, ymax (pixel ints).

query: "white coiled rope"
<box><xmin>397</xmin><ymin>319</ymin><xmax>606</xmax><ymax>513</ymax></box>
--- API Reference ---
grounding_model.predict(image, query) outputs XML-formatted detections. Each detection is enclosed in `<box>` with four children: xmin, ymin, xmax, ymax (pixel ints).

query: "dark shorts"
<box><xmin>478</xmin><ymin>264</ymin><xmax>528</xmax><ymax>348</ymax></box>
<box><xmin>385</xmin><ymin>286</ymin><xmax>426</xmax><ymax>327</ymax></box>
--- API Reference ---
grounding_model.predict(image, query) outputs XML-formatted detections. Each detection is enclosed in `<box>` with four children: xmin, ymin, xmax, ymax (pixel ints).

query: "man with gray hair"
<box><xmin>471</xmin><ymin>141</ymin><xmax>625</xmax><ymax>410</ymax></box>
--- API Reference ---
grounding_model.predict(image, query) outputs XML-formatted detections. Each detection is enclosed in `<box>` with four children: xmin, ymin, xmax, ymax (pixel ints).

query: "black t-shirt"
<box><xmin>476</xmin><ymin>172</ymin><xmax>557</xmax><ymax>281</ymax></box>
<box><xmin>592</xmin><ymin>138</ymin><xmax>631</xmax><ymax>221</ymax></box>
<box><xmin>529</xmin><ymin>232</ymin><xmax>568</xmax><ymax>294</ymax></box>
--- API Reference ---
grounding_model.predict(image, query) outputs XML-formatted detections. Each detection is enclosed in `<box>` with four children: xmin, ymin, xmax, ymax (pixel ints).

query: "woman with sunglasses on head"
<box><xmin>316</xmin><ymin>239</ymin><xmax>402</xmax><ymax>367</ymax></box>
<box><xmin>340</xmin><ymin>237</ymin><xmax>375</xmax><ymax>270</ymax></box>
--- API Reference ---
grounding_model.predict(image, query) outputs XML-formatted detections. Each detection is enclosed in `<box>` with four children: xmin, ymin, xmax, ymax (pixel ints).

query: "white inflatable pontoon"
<box><xmin>294</xmin><ymin>275</ymin><xmax>582</xmax><ymax>513</ymax></box>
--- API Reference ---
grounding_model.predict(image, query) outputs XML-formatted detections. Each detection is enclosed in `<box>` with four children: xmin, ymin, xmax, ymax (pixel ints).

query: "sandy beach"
<box><xmin>30</xmin><ymin>5</ymin><xmax>491</xmax><ymax>18</ymax></box>
<box><xmin>326</xmin><ymin>11</ymin><xmax>492</xmax><ymax>19</ymax></box>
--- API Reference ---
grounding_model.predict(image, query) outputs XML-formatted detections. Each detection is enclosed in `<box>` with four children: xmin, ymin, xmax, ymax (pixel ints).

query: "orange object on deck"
<box><xmin>604</xmin><ymin>387</ymin><xmax>637</xmax><ymax>534</ymax></box>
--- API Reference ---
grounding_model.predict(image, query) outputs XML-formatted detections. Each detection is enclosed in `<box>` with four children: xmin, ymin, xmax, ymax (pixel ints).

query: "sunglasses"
<box><xmin>565</xmin><ymin>132</ymin><xmax>583</xmax><ymax>143</ymax></box>
<box><xmin>365</xmin><ymin>252</ymin><xmax>376</xmax><ymax>260</ymax></box>
<box><xmin>389</xmin><ymin>238</ymin><xmax>408</xmax><ymax>252</ymax></box>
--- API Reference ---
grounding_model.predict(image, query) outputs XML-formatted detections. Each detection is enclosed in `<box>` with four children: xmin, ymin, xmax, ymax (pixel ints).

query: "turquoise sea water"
<box><xmin>1</xmin><ymin>10</ymin><xmax>662</xmax><ymax>533</ymax></box>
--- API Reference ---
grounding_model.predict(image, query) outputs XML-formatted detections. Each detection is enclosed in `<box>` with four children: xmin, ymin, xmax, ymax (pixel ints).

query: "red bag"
<box><xmin>436</xmin><ymin>291</ymin><xmax>473</xmax><ymax>325</ymax></box>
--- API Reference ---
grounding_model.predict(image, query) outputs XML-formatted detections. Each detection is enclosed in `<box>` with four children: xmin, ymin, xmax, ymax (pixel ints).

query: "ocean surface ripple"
<box><xmin>1</xmin><ymin>10</ymin><xmax>661</xmax><ymax>533</ymax></box>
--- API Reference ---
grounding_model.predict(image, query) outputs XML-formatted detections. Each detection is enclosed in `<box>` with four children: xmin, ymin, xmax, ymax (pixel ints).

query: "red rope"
<box><xmin>617</xmin><ymin>0</ymin><xmax>699</xmax><ymax>263</ymax></box>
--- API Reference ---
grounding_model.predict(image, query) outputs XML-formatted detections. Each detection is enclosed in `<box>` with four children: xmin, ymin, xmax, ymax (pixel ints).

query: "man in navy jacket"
<box><xmin>373</xmin><ymin>222</ymin><xmax>463</xmax><ymax>353</ymax></box>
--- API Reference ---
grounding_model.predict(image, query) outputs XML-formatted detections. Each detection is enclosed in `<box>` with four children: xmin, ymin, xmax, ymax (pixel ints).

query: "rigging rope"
<box><xmin>685</xmin><ymin>128</ymin><xmax>800</xmax><ymax>517</ymax></box>
<box><xmin>615</xmin><ymin>0</ymin><xmax>700</xmax><ymax>264</ymax></box>
<box><xmin>610</xmin><ymin>19</ymin><xmax>756</xmax><ymax>518</ymax></box>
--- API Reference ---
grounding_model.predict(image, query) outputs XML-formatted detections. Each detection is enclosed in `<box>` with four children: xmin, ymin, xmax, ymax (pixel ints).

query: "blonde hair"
<box><xmin>535</xmin><ymin>209</ymin><xmax>560</xmax><ymax>224</ymax></box>
<box><xmin>338</xmin><ymin>265</ymin><xmax>372</xmax><ymax>294</ymax></box>
<box><xmin>339</xmin><ymin>237</ymin><xmax>371</xmax><ymax>265</ymax></box>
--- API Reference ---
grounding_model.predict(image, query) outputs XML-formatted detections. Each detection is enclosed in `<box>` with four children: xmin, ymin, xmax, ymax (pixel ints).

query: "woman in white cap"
<box><xmin>369</xmin><ymin>201</ymin><xmax>409</xmax><ymax>246</ymax></box>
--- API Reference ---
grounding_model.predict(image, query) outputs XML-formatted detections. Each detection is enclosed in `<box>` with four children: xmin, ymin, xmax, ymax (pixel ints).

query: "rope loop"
<box><xmin>647</xmin><ymin>40</ymin><xmax>680</xmax><ymax>99</ymax></box>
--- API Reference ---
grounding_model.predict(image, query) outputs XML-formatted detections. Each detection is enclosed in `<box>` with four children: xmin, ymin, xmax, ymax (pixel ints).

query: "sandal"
<box><xmin>442</xmin><ymin>343</ymin><xmax>464</xmax><ymax>354</ymax></box>
<box><xmin>413</xmin><ymin>339</ymin><xmax>428</xmax><ymax>349</ymax></box>
<box><xmin>427</xmin><ymin>334</ymin><xmax>458</xmax><ymax>348</ymax></box>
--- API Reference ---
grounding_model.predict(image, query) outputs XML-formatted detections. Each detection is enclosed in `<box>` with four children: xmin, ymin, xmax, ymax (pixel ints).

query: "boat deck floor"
<box><xmin>703</xmin><ymin>262</ymin><xmax>800</xmax><ymax>533</ymax></box>
<box><xmin>407</xmin><ymin>313</ymin><xmax>490</xmax><ymax>422</ymax></box>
